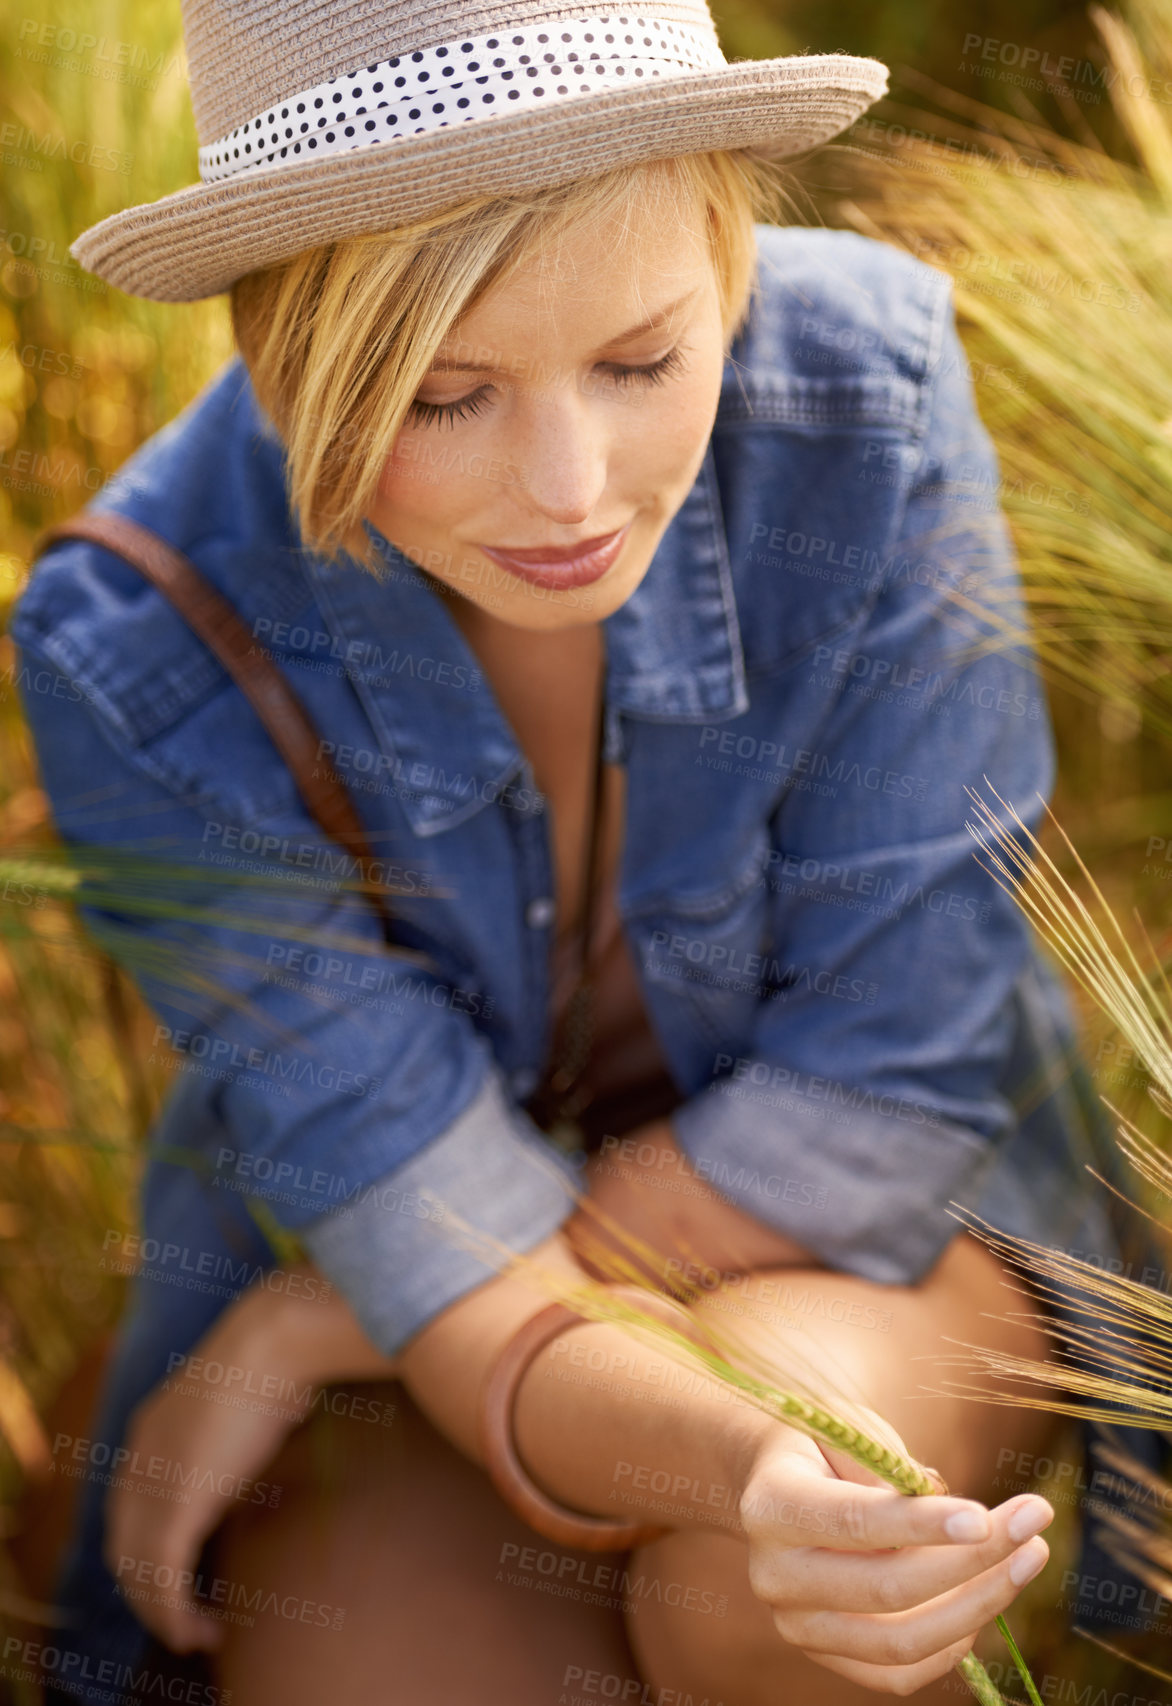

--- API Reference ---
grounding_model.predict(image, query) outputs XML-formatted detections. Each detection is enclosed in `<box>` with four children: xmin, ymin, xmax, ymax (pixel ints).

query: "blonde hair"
<box><xmin>230</xmin><ymin>149</ymin><xmax>796</xmax><ymax>570</ymax></box>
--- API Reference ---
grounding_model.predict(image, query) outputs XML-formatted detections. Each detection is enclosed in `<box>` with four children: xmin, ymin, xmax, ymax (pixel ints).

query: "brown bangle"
<box><xmin>479</xmin><ymin>1294</ymin><xmax>691</xmax><ymax>1552</ymax></box>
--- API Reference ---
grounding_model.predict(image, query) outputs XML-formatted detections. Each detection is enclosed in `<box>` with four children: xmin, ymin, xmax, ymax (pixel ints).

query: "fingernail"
<box><xmin>1007</xmin><ymin>1498</ymin><xmax>1052</xmax><ymax>1544</ymax></box>
<box><xmin>1009</xmin><ymin>1538</ymin><xmax>1047</xmax><ymax>1587</ymax></box>
<box><xmin>945</xmin><ymin>1508</ymin><xmax>990</xmax><ymax>1542</ymax></box>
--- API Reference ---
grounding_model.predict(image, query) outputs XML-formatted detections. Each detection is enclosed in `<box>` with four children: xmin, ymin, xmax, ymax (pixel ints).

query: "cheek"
<box><xmin>623</xmin><ymin>376</ymin><xmax>719</xmax><ymax>483</ymax></box>
<box><xmin>377</xmin><ymin>440</ymin><xmax>423</xmax><ymax>502</ymax></box>
<box><xmin>376</xmin><ymin>439</ymin><xmax>462</xmax><ymax>516</ymax></box>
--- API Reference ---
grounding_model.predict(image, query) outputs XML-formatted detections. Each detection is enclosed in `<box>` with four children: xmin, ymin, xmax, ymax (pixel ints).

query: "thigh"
<box><xmin>206</xmin><ymin>1380</ymin><xmax>638</xmax><ymax>1706</ymax></box>
<box><xmin>624</xmin><ymin>1232</ymin><xmax>1060</xmax><ymax>1706</ymax></box>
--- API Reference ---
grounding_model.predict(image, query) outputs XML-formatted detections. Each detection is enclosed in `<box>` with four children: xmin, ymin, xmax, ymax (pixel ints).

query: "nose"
<box><xmin>512</xmin><ymin>385</ymin><xmax>610</xmax><ymax>526</ymax></box>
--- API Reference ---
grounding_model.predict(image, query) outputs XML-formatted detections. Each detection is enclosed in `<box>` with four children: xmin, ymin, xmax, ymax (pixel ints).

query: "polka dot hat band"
<box><xmin>68</xmin><ymin>1</ymin><xmax>890</xmax><ymax>303</ymax></box>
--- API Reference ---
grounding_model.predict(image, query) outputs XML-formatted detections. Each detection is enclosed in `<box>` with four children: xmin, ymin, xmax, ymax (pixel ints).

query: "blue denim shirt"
<box><xmin>11</xmin><ymin>224</ymin><xmax>1117</xmax><ymax>1360</ymax></box>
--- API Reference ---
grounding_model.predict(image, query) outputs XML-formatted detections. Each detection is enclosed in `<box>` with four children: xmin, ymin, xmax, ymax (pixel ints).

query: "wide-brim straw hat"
<box><xmin>71</xmin><ymin>2</ymin><xmax>889</xmax><ymax>303</ymax></box>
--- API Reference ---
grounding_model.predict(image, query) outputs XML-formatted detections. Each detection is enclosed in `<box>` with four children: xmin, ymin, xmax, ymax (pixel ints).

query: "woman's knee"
<box><xmin>623</xmin><ymin>1530</ymin><xmax>793</xmax><ymax>1706</ymax></box>
<box><xmin>209</xmin><ymin>1380</ymin><xmax>637</xmax><ymax>1705</ymax></box>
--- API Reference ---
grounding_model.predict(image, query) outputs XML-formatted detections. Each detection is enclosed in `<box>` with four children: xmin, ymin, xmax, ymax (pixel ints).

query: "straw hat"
<box><xmin>71</xmin><ymin>2</ymin><xmax>889</xmax><ymax>302</ymax></box>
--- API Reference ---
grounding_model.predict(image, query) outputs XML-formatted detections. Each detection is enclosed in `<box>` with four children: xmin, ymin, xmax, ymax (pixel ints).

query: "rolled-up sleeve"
<box><xmin>672</xmin><ymin>289</ymin><xmax>1054</xmax><ymax>1284</ymax></box>
<box><xmin>299</xmin><ymin>1069</ymin><xmax>578</xmax><ymax>1352</ymax></box>
<box><xmin>12</xmin><ymin>645</ymin><xmax>577</xmax><ymax>1349</ymax></box>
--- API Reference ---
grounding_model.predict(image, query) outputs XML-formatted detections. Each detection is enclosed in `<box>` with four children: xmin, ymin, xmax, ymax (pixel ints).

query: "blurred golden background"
<box><xmin>1</xmin><ymin>0</ymin><xmax>1171</xmax><ymax>1697</ymax></box>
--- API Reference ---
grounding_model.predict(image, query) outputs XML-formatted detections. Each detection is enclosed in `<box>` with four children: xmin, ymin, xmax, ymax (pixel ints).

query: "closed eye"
<box><xmin>406</xmin><ymin>344</ymin><xmax>689</xmax><ymax>429</ymax></box>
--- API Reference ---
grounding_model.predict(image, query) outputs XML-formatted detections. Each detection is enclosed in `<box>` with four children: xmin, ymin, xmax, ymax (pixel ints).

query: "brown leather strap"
<box><xmin>35</xmin><ymin>511</ymin><xmax>431</xmax><ymax>963</ymax></box>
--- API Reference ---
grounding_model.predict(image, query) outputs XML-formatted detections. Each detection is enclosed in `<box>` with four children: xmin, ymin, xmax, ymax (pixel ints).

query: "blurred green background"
<box><xmin>1</xmin><ymin>0</ymin><xmax>1171</xmax><ymax>1698</ymax></box>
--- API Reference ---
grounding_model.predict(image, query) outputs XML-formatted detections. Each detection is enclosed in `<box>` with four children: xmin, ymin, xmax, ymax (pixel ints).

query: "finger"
<box><xmin>759</xmin><ymin>1492</ymin><xmax>1053</xmax><ymax>1613</ymax></box>
<box><xmin>797</xmin><ymin>1630</ymin><xmax>980</xmax><ymax>1696</ymax></box>
<box><xmin>105</xmin><ymin>1516</ymin><xmax>224</xmax><ymax>1654</ymax></box>
<box><xmin>744</xmin><ymin>1454</ymin><xmax>999</xmax><ymax>1552</ymax></box>
<box><xmin>109</xmin><ymin>1555</ymin><xmax>226</xmax><ymax>1654</ymax></box>
<box><xmin>775</xmin><ymin>1535</ymin><xmax>1049</xmax><ymax>1667</ymax></box>
<box><xmin>128</xmin><ymin>1559</ymin><xmax>225</xmax><ymax>1655</ymax></box>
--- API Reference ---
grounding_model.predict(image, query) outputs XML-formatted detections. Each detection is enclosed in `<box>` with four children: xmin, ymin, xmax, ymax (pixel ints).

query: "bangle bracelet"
<box><xmin>479</xmin><ymin>1291</ymin><xmax>697</xmax><ymax>1552</ymax></box>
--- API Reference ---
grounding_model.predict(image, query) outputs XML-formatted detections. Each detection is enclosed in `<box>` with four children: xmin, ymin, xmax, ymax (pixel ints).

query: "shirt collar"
<box><xmin>302</xmin><ymin>441</ymin><xmax>748</xmax><ymax>837</ymax></box>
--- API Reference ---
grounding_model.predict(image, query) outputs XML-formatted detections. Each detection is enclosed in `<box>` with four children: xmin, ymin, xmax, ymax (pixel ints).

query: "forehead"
<box><xmin>442</xmin><ymin>208</ymin><xmax>713</xmax><ymax>352</ymax></box>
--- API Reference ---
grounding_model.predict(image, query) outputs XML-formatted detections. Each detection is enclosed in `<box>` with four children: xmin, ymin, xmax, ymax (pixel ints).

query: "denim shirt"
<box><xmin>10</xmin><ymin>223</ymin><xmax>1117</xmax><ymax>1358</ymax></box>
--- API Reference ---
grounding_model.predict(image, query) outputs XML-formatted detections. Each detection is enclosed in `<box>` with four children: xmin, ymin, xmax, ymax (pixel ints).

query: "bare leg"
<box><xmin>206</xmin><ymin>1234</ymin><xmax>1054</xmax><ymax>1704</ymax></box>
<box><xmin>625</xmin><ymin>1232</ymin><xmax>1058</xmax><ymax>1705</ymax></box>
<box><xmin>208</xmin><ymin>1381</ymin><xmax>637</xmax><ymax>1705</ymax></box>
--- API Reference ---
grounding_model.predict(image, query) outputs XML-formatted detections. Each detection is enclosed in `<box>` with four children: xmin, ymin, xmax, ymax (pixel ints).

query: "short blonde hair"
<box><xmin>230</xmin><ymin>149</ymin><xmax>796</xmax><ymax>570</ymax></box>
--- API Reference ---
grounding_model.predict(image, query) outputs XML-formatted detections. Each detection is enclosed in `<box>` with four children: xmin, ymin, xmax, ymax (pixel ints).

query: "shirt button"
<box><xmin>525</xmin><ymin>896</ymin><xmax>556</xmax><ymax>929</ymax></box>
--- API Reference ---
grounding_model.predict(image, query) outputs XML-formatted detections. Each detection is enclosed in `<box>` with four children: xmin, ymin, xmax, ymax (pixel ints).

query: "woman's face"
<box><xmin>366</xmin><ymin>200</ymin><xmax>728</xmax><ymax>632</ymax></box>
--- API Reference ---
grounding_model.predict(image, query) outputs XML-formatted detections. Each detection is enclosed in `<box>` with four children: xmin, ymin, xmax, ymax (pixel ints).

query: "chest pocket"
<box><xmin>624</xmin><ymin>828</ymin><xmax>775</xmax><ymax>1057</ymax></box>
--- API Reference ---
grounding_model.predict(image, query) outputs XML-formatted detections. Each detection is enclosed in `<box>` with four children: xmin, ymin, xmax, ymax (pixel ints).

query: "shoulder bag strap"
<box><xmin>34</xmin><ymin>511</ymin><xmax>427</xmax><ymax>961</ymax></box>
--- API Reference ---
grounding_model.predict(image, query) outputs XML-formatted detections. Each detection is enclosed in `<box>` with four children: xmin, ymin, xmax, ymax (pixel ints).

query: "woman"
<box><xmin>11</xmin><ymin>2</ymin><xmax>1132</xmax><ymax>1701</ymax></box>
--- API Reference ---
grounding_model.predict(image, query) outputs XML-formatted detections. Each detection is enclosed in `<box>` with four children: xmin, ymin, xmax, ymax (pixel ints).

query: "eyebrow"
<box><xmin>429</xmin><ymin>288</ymin><xmax>702</xmax><ymax>374</ymax></box>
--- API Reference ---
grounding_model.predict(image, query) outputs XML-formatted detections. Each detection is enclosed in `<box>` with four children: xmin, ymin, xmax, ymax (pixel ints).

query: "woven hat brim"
<box><xmin>72</xmin><ymin>54</ymin><xmax>888</xmax><ymax>301</ymax></box>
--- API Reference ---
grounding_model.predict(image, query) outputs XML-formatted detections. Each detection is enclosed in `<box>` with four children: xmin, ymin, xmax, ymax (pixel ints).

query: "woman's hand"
<box><xmin>737</xmin><ymin>1421</ymin><xmax>1053</xmax><ymax>1694</ymax></box>
<box><xmin>105</xmin><ymin>1266</ymin><xmax>398</xmax><ymax>1654</ymax></box>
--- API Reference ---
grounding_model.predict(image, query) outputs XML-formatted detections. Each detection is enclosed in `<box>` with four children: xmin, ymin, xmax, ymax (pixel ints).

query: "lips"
<box><xmin>478</xmin><ymin>522</ymin><xmax>632</xmax><ymax>590</ymax></box>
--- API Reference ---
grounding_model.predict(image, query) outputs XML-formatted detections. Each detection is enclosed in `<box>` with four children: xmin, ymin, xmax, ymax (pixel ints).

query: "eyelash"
<box><xmin>406</xmin><ymin>345</ymin><xmax>689</xmax><ymax>429</ymax></box>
